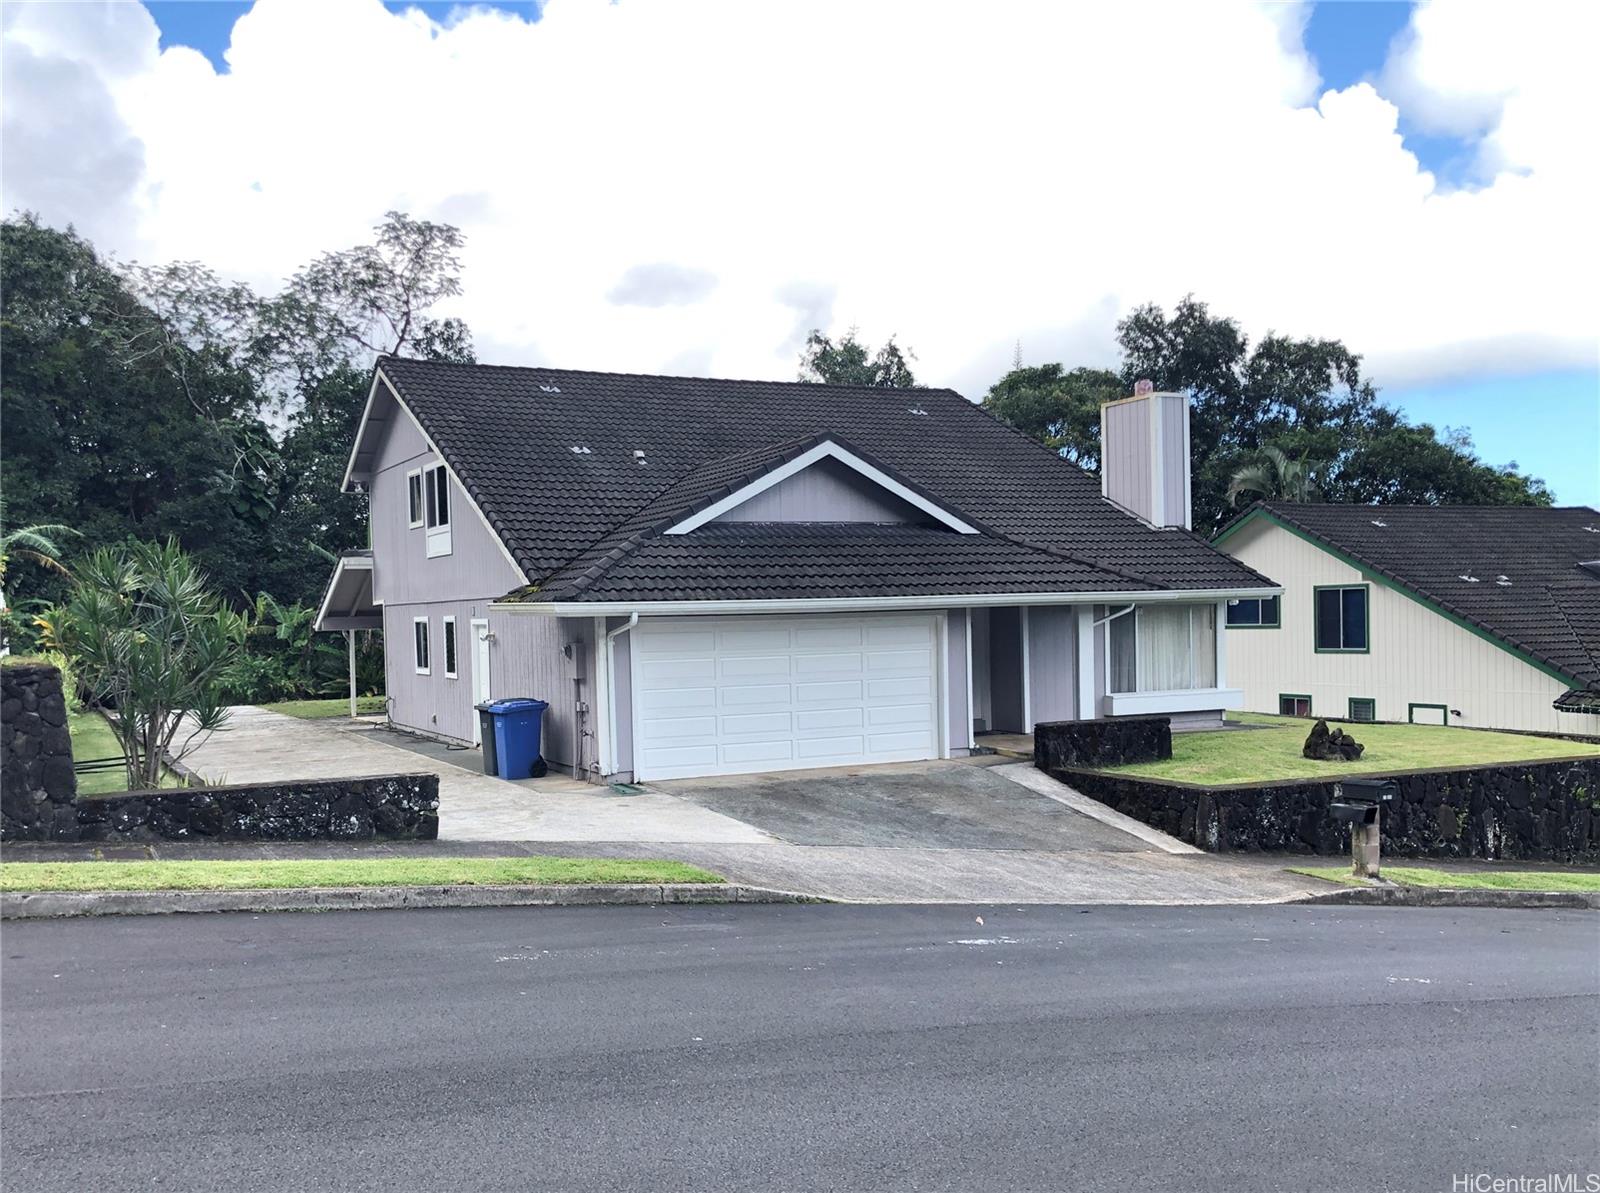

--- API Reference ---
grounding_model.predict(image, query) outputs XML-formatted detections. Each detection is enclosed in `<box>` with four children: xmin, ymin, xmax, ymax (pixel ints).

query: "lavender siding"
<box><xmin>369</xmin><ymin>411</ymin><xmax>523</xmax><ymax>607</ymax></box>
<box><xmin>1101</xmin><ymin>399</ymin><xmax>1152</xmax><ymax>524</ymax></box>
<box><xmin>383</xmin><ymin>598</ymin><xmax>501</xmax><ymax>744</ymax></box>
<box><xmin>946</xmin><ymin>609</ymin><xmax>969</xmax><ymax>753</ymax></box>
<box><xmin>1025</xmin><ymin>605</ymin><xmax>1078</xmax><ymax>724</ymax></box>
<box><xmin>485</xmin><ymin>611</ymin><xmax>597</xmax><ymax>775</ymax></box>
<box><xmin>712</xmin><ymin>457</ymin><xmax>925</xmax><ymax>524</ymax></box>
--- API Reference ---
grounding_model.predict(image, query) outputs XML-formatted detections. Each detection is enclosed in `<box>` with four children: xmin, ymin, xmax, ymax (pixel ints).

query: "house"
<box><xmin>315</xmin><ymin>359</ymin><xmax>1278</xmax><ymax>781</ymax></box>
<box><xmin>1213</xmin><ymin>501</ymin><xmax>1600</xmax><ymax>735</ymax></box>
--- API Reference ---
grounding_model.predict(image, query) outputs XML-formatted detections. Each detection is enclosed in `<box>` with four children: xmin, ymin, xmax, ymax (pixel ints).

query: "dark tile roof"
<box><xmin>374</xmin><ymin>356</ymin><xmax>1274</xmax><ymax>602</ymax></box>
<box><xmin>536</xmin><ymin>523</ymin><xmax>1150</xmax><ymax>603</ymax></box>
<box><xmin>1217</xmin><ymin>501</ymin><xmax>1600</xmax><ymax>693</ymax></box>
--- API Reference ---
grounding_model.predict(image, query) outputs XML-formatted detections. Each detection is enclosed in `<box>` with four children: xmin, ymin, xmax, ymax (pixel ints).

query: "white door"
<box><xmin>632</xmin><ymin>613</ymin><xmax>942</xmax><ymax>780</ymax></box>
<box><xmin>470</xmin><ymin>619</ymin><xmax>491</xmax><ymax>745</ymax></box>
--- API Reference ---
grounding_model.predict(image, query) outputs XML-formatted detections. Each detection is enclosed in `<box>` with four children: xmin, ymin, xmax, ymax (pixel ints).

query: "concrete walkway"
<box><xmin>180</xmin><ymin>707</ymin><xmax>771</xmax><ymax>844</ymax></box>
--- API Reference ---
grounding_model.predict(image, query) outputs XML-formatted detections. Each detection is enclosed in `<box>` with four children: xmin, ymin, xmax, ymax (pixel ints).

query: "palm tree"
<box><xmin>1227</xmin><ymin>445</ymin><xmax>1325</xmax><ymax>506</ymax></box>
<box><xmin>0</xmin><ymin>520</ymin><xmax>78</xmax><ymax>590</ymax></box>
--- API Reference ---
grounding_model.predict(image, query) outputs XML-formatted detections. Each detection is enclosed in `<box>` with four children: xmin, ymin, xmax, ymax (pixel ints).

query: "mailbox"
<box><xmin>1330</xmin><ymin>778</ymin><xmax>1397</xmax><ymax>880</ymax></box>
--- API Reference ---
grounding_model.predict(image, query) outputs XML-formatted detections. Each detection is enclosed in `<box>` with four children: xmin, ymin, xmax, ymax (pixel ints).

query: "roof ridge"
<box><xmin>379</xmin><ymin>353</ymin><xmax>955</xmax><ymax>399</ymax></box>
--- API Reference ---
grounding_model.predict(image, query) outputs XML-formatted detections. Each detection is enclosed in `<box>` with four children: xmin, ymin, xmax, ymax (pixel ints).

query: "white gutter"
<box><xmin>497</xmin><ymin>586</ymin><xmax>1281</xmax><ymax>618</ymax></box>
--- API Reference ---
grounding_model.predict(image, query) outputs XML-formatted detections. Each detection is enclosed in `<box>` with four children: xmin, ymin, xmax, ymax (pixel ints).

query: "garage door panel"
<box><xmin>795</xmin><ymin>707</ymin><xmax>864</xmax><ymax>731</ymax></box>
<box><xmin>868</xmin><ymin>649</ymin><xmax>932</xmax><ymax>672</ymax></box>
<box><xmin>642</xmin><ymin>657</ymin><xmax>717</xmax><ymax>683</ymax></box>
<box><xmin>722</xmin><ymin>711</ymin><xmax>792</xmax><ymax>735</ymax></box>
<box><xmin>797</xmin><ymin>680</ymin><xmax>863</xmax><ymax>703</ymax></box>
<box><xmin>720</xmin><ymin>655</ymin><xmax>792</xmax><ymax>679</ymax></box>
<box><xmin>867</xmin><ymin>676</ymin><xmax>931</xmax><ymax>700</ymax></box>
<box><xmin>867</xmin><ymin>702</ymin><xmax>933</xmax><ymax>727</ymax></box>
<box><xmin>723</xmin><ymin>741</ymin><xmax>794</xmax><ymax>765</ymax></box>
<box><xmin>718</xmin><ymin>628</ymin><xmax>793</xmax><ymax>652</ymax></box>
<box><xmin>641</xmin><ymin>686</ymin><xmax>716</xmax><ymax>712</ymax></box>
<box><xmin>633</xmin><ymin>614</ymin><xmax>942</xmax><ymax>779</ymax></box>
<box><xmin>794</xmin><ymin>623</ymin><xmax>864</xmax><ymax>648</ymax></box>
<box><xmin>721</xmin><ymin>682</ymin><xmax>792</xmax><ymax>706</ymax></box>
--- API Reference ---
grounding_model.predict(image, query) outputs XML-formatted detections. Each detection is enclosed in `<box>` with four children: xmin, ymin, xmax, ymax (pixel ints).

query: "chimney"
<box><xmin>1099</xmin><ymin>380</ymin><xmax>1191</xmax><ymax>530</ymax></box>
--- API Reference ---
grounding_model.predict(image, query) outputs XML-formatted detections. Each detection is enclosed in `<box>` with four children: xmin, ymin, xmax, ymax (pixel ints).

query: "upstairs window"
<box><xmin>424</xmin><ymin>463</ymin><xmax>451</xmax><ymax>529</ymax></box>
<box><xmin>1314</xmin><ymin>585</ymin><xmax>1368</xmax><ymax>652</ymax></box>
<box><xmin>1226</xmin><ymin>596</ymin><xmax>1280</xmax><ymax>628</ymax></box>
<box><xmin>423</xmin><ymin>463</ymin><xmax>452</xmax><ymax>558</ymax></box>
<box><xmin>406</xmin><ymin>470</ymin><xmax>423</xmax><ymax>528</ymax></box>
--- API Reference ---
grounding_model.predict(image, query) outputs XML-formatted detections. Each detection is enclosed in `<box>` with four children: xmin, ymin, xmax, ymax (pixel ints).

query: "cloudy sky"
<box><xmin>4</xmin><ymin>0</ymin><xmax>1596</xmax><ymax>501</ymax></box>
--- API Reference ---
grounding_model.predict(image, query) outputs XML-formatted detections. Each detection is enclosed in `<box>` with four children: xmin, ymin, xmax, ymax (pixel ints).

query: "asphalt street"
<box><xmin>2</xmin><ymin>904</ymin><xmax>1597</xmax><ymax>1192</ymax></box>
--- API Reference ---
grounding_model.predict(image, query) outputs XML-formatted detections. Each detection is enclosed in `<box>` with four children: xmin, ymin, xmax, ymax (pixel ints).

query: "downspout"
<box><xmin>603</xmin><ymin>614</ymin><xmax>640</xmax><ymax>779</ymax></box>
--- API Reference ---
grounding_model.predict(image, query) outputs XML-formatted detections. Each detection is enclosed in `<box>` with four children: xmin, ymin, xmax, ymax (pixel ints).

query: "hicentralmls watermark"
<box><xmin>1452</xmin><ymin>1176</ymin><xmax>1600</xmax><ymax>1193</ymax></box>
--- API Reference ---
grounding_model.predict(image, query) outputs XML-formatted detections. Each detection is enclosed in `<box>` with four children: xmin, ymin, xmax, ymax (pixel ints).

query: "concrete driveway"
<box><xmin>174</xmin><ymin>706</ymin><xmax>1319</xmax><ymax>905</ymax></box>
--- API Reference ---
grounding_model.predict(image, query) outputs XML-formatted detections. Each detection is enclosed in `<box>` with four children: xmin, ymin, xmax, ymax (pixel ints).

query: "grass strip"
<box><xmin>0</xmin><ymin>856</ymin><xmax>723</xmax><ymax>893</ymax></box>
<box><xmin>259</xmin><ymin>697</ymin><xmax>388</xmax><ymax>720</ymax></box>
<box><xmin>1291</xmin><ymin>865</ymin><xmax>1600</xmax><ymax>892</ymax></box>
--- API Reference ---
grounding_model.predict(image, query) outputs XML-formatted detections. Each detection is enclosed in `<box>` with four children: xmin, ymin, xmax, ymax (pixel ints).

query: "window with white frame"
<box><xmin>1108</xmin><ymin>604</ymin><xmax>1218</xmax><ymax>694</ymax></box>
<box><xmin>442</xmin><ymin>616</ymin><xmax>458</xmax><ymax>679</ymax></box>
<box><xmin>406</xmin><ymin>469</ymin><xmax>423</xmax><ymax>528</ymax></box>
<box><xmin>413</xmin><ymin>617</ymin><xmax>430</xmax><ymax>674</ymax></box>
<box><xmin>423</xmin><ymin>462</ymin><xmax>452</xmax><ymax>557</ymax></box>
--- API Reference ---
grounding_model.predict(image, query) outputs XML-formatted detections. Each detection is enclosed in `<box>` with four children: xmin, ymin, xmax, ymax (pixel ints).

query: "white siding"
<box><xmin>1222</xmin><ymin>520</ymin><xmax>1600</xmax><ymax>735</ymax></box>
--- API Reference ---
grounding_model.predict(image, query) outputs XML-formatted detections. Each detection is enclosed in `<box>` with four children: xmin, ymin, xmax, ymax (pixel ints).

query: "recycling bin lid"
<box><xmin>479</xmin><ymin>698</ymin><xmax>549</xmax><ymax>713</ymax></box>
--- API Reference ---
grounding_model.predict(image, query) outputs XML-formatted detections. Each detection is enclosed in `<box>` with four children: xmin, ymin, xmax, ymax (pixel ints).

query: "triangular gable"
<box><xmin>663</xmin><ymin>437</ymin><xmax>980</xmax><ymax>535</ymax></box>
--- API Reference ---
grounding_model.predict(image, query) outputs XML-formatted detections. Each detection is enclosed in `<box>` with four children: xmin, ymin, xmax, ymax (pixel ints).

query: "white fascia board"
<box><xmin>662</xmin><ymin>440</ymin><xmax>980</xmax><ymax>535</ymax></box>
<box><xmin>497</xmin><ymin>585</ymin><xmax>1284</xmax><ymax>617</ymax></box>
<box><xmin>339</xmin><ymin>369</ymin><xmax>392</xmax><ymax>492</ymax></box>
<box><xmin>365</xmin><ymin>372</ymin><xmax>530</xmax><ymax>585</ymax></box>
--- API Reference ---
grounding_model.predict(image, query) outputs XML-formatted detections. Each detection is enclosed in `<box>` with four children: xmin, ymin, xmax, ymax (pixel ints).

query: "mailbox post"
<box><xmin>1328</xmin><ymin>778</ymin><xmax>1397</xmax><ymax>880</ymax></box>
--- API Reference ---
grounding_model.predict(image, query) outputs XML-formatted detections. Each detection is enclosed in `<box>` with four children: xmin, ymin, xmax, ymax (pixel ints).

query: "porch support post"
<box><xmin>1214</xmin><ymin>599</ymin><xmax>1228</xmax><ymax>690</ymax></box>
<box><xmin>1075</xmin><ymin>607</ymin><xmax>1095</xmax><ymax>720</ymax></box>
<box><xmin>346</xmin><ymin>630</ymin><xmax>357</xmax><ymax>719</ymax></box>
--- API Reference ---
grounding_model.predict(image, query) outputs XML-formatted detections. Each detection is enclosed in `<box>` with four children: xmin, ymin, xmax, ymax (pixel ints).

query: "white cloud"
<box><xmin>2</xmin><ymin>0</ymin><xmax>1596</xmax><ymax>397</ymax></box>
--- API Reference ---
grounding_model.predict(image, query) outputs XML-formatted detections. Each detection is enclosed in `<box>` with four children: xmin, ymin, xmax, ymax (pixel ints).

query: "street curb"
<box><xmin>0</xmin><ymin>883</ymin><xmax>825</xmax><ymax>919</ymax></box>
<box><xmin>1293</xmin><ymin>886</ymin><xmax>1600</xmax><ymax>910</ymax></box>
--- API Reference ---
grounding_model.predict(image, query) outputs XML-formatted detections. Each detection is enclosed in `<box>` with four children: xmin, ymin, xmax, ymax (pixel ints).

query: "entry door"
<box><xmin>632</xmin><ymin>613</ymin><xmax>942</xmax><ymax>780</ymax></box>
<box><xmin>470</xmin><ymin>619</ymin><xmax>491</xmax><ymax>745</ymax></box>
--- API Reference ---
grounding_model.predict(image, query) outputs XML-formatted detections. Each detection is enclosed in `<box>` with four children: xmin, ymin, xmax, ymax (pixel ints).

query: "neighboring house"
<box><xmin>1213</xmin><ymin>502</ymin><xmax>1600</xmax><ymax>735</ymax></box>
<box><xmin>315</xmin><ymin>360</ymin><xmax>1277</xmax><ymax>781</ymax></box>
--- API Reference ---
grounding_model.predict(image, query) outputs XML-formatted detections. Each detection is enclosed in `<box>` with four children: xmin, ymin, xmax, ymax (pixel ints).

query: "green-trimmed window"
<box><xmin>1408</xmin><ymin>703</ymin><xmax>1448</xmax><ymax>726</ymax></box>
<box><xmin>1348</xmin><ymin>697</ymin><xmax>1376</xmax><ymax>722</ymax></box>
<box><xmin>1279</xmin><ymin>693</ymin><xmax>1312</xmax><ymax>717</ymax></box>
<box><xmin>1226</xmin><ymin>596</ymin><xmax>1280</xmax><ymax>628</ymax></box>
<box><xmin>1314</xmin><ymin>585</ymin><xmax>1369</xmax><ymax>652</ymax></box>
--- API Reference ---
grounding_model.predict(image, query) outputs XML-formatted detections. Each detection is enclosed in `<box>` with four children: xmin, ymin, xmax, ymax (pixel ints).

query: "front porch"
<box><xmin>966</xmin><ymin>600</ymin><xmax>1244</xmax><ymax>743</ymax></box>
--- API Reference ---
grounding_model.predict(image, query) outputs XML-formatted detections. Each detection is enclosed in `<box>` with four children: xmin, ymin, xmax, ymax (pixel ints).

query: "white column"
<box><xmin>1214</xmin><ymin>599</ymin><xmax>1228</xmax><ymax>690</ymax></box>
<box><xmin>346</xmin><ymin>630</ymin><xmax>357</xmax><ymax>719</ymax></box>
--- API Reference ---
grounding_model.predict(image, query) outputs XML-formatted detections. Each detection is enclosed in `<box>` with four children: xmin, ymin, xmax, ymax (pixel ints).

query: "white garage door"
<box><xmin>632</xmin><ymin>613</ymin><xmax>943</xmax><ymax>780</ymax></box>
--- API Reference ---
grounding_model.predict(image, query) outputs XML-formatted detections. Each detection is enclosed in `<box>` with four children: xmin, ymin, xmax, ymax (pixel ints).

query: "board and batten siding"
<box><xmin>485</xmin><ymin>612</ymin><xmax>597</xmax><ymax>774</ymax></box>
<box><xmin>1026</xmin><ymin>605</ymin><xmax>1079</xmax><ymax>724</ymax></box>
<box><xmin>382</xmin><ymin>598</ymin><xmax>498</xmax><ymax>744</ymax></box>
<box><xmin>368</xmin><ymin>409</ymin><xmax>524</xmax><ymax>607</ymax></box>
<box><xmin>1222</xmin><ymin>520</ymin><xmax>1600</xmax><ymax>736</ymax></box>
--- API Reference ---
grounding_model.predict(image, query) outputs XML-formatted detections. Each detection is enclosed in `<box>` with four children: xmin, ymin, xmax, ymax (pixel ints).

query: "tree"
<box><xmin>981</xmin><ymin>364</ymin><xmax>1122</xmax><ymax>469</ymax></box>
<box><xmin>1226</xmin><ymin>445</ymin><xmax>1325</xmax><ymax>505</ymax></box>
<box><xmin>0</xmin><ymin>517</ymin><xmax>77</xmax><ymax>591</ymax></box>
<box><xmin>799</xmin><ymin>328</ymin><xmax>919</xmax><ymax>387</ymax></box>
<box><xmin>56</xmin><ymin>540</ymin><xmax>247</xmax><ymax>789</ymax></box>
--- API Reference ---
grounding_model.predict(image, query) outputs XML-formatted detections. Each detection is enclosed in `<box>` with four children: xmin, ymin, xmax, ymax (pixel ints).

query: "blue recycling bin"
<box><xmin>476</xmin><ymin>698</ymin><xmax>548</xmax><ymax>780</ymax></box>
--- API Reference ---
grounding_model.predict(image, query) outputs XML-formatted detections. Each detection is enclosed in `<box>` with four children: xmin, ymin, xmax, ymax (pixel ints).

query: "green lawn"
<box><xmin>0</xmin><ymin>856</ymin><xmax>724</xmax><ymax>893</ymax></box>
<box><xmin>68</xmin><ymin>710</ymin><xmax>186</xmax><ymax>796</ymax></box>
<box><xmin>1292</xmin><ymin>865</ymin><xmax>1600</xmax><ymax>892</ymax></box>
<box><xmin>259</xmin><ymin>696</ymin><xmax>387</xmax><ymax>720</ymax></box>
<box><xmin>1104</xmin><ymin>712</ymin><xmax>1600</xmax><ymax>785</ymax></box>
